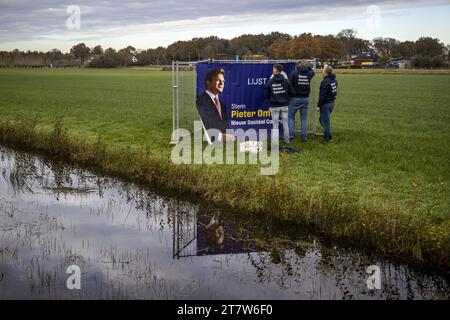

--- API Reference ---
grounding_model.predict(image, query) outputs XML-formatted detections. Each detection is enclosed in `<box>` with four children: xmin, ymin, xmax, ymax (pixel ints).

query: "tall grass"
<box><xmin>0</xmin><ymin>117</ymin><xmax>448</xmax><ymax>272</ymax></box>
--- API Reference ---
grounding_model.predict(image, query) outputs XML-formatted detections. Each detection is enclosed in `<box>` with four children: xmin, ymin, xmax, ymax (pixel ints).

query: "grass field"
<box><xmin>334</xmin><ymin>68</ymin><xmax>450</xmax><ymax>75</ymax></box>
<box><xmin>0</xmin><ymin>68</ymin><xmax>449</xmax><ymax>269</ymax></box>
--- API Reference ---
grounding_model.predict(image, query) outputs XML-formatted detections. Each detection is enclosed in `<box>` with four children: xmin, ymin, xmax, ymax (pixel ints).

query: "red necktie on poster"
<box><xmin>214</xmin><ymin>97</ymin><xmax>222</xmax><ymax>119</ymax></box>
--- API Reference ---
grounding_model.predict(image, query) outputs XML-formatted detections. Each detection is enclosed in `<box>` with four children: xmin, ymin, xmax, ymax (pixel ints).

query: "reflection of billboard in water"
<box><xmin>172</xmin><ymin>208</ymin><xmax>259</xmax><ymax>258</ymax></box>
<box><xmin>196</xmin><ymin>213</ymin><xmax>253</xmax><ymax>256</ymax></box>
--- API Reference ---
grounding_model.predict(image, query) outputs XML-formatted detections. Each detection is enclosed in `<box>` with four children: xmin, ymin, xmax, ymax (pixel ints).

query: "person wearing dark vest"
<box><xmin>288</xmin><ymin>60</ymin><xmax>315</xmax><ymax>142</ymax></box>
<box><xmin>264</xmin><ymin>63</ymin><xmax>295</xmax><ymax>146</ymax></box>
<box><xmin>316</xmin><ymin>65</ymin><xmax>338</xmax><ymax>143</ymax></box>
<box><xmin>196</xmin><ymin>68</ymin><xmax>235</xmax><ymax>143</ymax></box>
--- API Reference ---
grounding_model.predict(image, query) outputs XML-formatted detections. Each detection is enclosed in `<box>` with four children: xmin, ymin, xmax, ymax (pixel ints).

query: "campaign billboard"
<box><xmin>196</xmin><ymin>61</ymin><xmax>296</xmax><ymax>140</ymax></box>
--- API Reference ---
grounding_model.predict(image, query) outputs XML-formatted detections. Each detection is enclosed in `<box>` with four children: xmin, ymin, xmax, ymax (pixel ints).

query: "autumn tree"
<box><xmin>414</xmin><ymin>37</ymin><xmax>445</xmax><ymax>57</ymax></box>
<box><xmin>92</xmin><ymin>45</ymin><xmax>103</xmax><ymax>55</ymax></box>
<box><xmin>337</xmin><ymin>29</ymin><xmax>370</xmax><ymax>57</ymax></box>
<box><xmin>70</xmin><ymin>43</ymin><xmax>91</xmax><ymax>66</ymax></box>
<box><xmin>337</xmin><ymin>28</ymin><xmax>356</xmax><ymax>56</ymax></box>
<box><xmin>373</xmin><ymin>37</ymin><xmax>399</xmax><ymax>57</ymax></box>
<box><xmin>167</xmin><ymin>40</ymin><xmax>198</xmax><ymax>61</ymax></box>
<box><xmin>316</xmin><ymin>36</ymin><xmax>346</xmax><ymax>60</ymax></box>
<box><xmin>287</xmin><ymin>33</ymin><xmax>321</xmax><ymax>59</ymax></box>
<box><xmin>118</xmin><ymin>45</ymin><xmax>137</xmax><ymax>66</ymax></box>
<box><xmin>393</xmin><ymin>41</ymin><xmax>415</xmax><ymax>58</ymax></box>
<box><xmin>48</xmin><ymin>49</ymin><xmax>62</xmax><ymax>64</ymax></box>
<box><xmin>147</xmin><ymin>47</ymin><xmax>168</xmax><ymax>64</ymax></box>
<box><xmin>267</xmin><ymin>39</ymin><xmax>290</xmax><ymax>59</ymax></box>
<box><xmin>379</xmin><ymin>53</ymin><xmax>391</xmax><ymax>66</ymax></box>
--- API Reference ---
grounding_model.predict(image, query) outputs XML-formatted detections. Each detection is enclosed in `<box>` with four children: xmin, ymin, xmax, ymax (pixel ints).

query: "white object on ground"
<box><xmin>239</xmin><ymin>141</ymin><xmax>263</xmax><ymax>154</ymax></box>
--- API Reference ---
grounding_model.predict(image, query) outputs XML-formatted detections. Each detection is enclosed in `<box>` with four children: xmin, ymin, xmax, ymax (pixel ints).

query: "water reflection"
<box><xmin>0</xmin><ymin>146</ymin><xmax>448</xmax><ymax>300</ymax></box>
<box><xmin>173</xmin><ymin>207</ymin><xmax>263</xmax><ymax>259</ymax></box>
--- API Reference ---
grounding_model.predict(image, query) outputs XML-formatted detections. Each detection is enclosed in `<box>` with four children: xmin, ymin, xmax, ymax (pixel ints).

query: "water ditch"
<box><xmin>0</xmin><ymin>146</ymin><xmax>448</xmax><ymax>299</ymax></box>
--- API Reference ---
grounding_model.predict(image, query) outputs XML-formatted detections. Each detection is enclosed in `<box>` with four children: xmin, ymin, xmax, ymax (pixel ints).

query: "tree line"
<box><xmin>0</xmin><ymin>29</ymin><xmax>448</xmax><ymax>68</ymax></box>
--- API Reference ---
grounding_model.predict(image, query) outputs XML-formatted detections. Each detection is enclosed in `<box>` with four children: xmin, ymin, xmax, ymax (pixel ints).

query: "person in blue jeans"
<box><xmin>288</xmin><ymin>60</ymin><xmax>315</xmax><ymax>142</ymax></box>
<box><xmin>264</xmin><ymin>63</ymin><xmax>295</xmax><ymax>146</ymax></box>
<box><xmin>317</xmin><ymin>65</ymin><xmax>338</xmax><ymax>143</ymax></box>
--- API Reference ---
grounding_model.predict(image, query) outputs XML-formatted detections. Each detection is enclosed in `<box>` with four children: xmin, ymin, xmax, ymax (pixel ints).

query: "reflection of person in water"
<box><xmin>195</xmin><ymin>206</ymin><xmax>254</xmax><ymax>256</ymax></box>
<box><xmin>205</xmin><ymin>212</ymin><xmax>224</xmax><ymax>250</ymax></box>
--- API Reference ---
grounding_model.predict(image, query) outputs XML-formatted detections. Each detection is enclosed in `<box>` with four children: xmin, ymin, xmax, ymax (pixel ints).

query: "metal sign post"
<box><xmin>170</xmin><ymin>60</ymin><xmax>178</xmax><ymax>144</ymax></box>
<box><xmin>312</xmin><ymin>65</ymin><xmax>317</xmax><ymax>135</ymax></box>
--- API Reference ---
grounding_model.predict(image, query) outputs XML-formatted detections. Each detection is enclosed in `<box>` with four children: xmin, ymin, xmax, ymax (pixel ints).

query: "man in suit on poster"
<box><xmin>196</xmin><ymin>68</ymin><xmax>235</xmax><ymax>143</ymax></box>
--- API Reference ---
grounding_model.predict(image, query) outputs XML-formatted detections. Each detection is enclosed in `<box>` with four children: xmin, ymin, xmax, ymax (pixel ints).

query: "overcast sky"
<box><xmin>1</xmin><ymin>0</ymin><xmax>449</xmax><ymax>52</ymax></box>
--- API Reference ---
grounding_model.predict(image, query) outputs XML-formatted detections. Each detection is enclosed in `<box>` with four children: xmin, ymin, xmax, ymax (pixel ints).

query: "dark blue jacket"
<box><xmin>196</xmin><ymin>92</ymin><xmax>229</xmax><ymax>134</ymax></box>
<box><xmin>289</xmin><ymin>66</ymin><xmax>315</xmax><ymax>98</ymax></box>
<box><xmin>318</xmin><ymin>74</ymin><xmax>338</xmax><ymax>108</ymax></box>
<box><xmin>264</xmin><ymin>74</ymin><xmax>295</xmax><ymax>108</ymax></box>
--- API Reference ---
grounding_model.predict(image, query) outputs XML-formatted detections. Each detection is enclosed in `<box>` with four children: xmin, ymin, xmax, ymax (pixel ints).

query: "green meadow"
<box><xmin>0</xmin><ymin>68</ymin><xmax>449</xmax><ymax>269</ymax></box>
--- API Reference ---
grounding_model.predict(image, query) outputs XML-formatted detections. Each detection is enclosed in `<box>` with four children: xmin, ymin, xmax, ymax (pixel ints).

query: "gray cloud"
<box><xmin>0</xmin><ymin>0</ymin><xmax>448</xmax><ymax>48</ymax></box>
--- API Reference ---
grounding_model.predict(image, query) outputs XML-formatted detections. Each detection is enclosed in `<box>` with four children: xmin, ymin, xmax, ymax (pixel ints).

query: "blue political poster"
<box><xmin>196</xmin><ymin>61</ymin><xmax>296</xmax><ymax>140</ymax></box>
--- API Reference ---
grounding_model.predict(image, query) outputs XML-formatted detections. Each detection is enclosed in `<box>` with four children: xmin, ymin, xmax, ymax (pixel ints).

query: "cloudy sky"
<box><xmin>1</xmin><ymin>0</ymin><xmax>449</xmax><ymax>52</ymax></box>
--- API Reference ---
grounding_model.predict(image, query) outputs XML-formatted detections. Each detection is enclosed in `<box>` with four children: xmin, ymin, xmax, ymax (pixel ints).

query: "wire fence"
<box><xmin>171</xmin><ymin>59</ymin><xmax>318</xmax><ymax>143</ymax></box>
